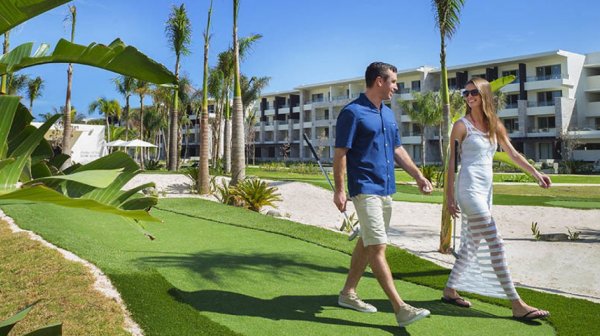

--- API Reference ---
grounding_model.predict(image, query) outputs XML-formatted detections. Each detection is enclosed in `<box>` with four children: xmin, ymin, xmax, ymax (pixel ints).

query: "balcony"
<box><xmin>524</xmin><ymin>73</ymin><xmax>570</xmax><ymax>91</ymax></box>
<box><xmin>397</xmin><ymin>88</ymin><xmax>414</xmax><ymax>100</ymax></box>
<box><xmin>527</xmin><ymin>127</ymin><xmax>556</xmax><ymax>137</ymax></box>
<box><xmin>497</xmin><ymin>105</ymin><xmax>519</xmax><ymax>118</ymax></box>
<box><xmin>527</xmin><ymin>101</ymin><xmax>556</xmax><ymax>116</ymax></box>
<box><xmin>401</xmin><ymin>135</ymin><xmax>421</xmax><ymax>144</ymax></box>
<box><xmin>264</xmin><ymin>108</ymin><xmax>276</xmax><ymax>116</ymax></box>
<box><xmin>586</xmin><ymin>75</ymin><xmax>600</xmax><ymax>93</ymax></box>
<box><xmin>588</xmin><ymin>101</ymin><xmax>600</xmax><ymax>117</ymax></box>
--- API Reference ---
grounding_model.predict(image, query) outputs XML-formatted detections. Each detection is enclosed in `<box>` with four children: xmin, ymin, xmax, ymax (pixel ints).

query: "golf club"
<box><xmin>452</xmin><ymin>139</ymin><xmax>460</xmax><ymax>258</ymax></box>
<box><xmin>302</xmin><ymin>132</ymin><xmax>360</xmax><ymax>241</ymax></box>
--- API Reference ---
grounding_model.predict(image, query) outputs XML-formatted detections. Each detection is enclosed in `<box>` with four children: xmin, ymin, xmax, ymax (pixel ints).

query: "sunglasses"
<box><xmin>462</xmin><ymin>89</ymin><xmax>480</xmax><ymax>97</ymax></box>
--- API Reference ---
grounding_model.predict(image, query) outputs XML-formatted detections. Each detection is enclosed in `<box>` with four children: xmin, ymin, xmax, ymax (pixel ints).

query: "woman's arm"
<box><xmin>446</xmin><ymin>121</ymin><xmax>466</xmax><ymax>218</ymax></box>
<box><xmin>496</xmin><ymin>121</ymin><xmax>552</xmax><ymax>188</ymax></box>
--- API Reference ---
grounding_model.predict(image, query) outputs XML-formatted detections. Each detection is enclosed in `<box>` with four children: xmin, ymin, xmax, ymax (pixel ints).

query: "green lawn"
<box><xmin>2</xmin><ymin>199</ymin><xmax>599</xmax><ymax>335</ymax></box>
<box><xmin>247</xmin><ymin>167</ymin><xmax>600</xmax><ymax>209</ymax></box>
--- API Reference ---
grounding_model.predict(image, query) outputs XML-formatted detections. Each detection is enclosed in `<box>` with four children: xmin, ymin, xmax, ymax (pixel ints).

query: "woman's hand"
<box><xmin>536</xmin><ymin>173</ymin><xmax>552</xmax><ymax>189</ymax></box>
<box><xmin>446</xmin><ymin>197</ymin><xmax>460</xmax><ymax>218</ymax></box>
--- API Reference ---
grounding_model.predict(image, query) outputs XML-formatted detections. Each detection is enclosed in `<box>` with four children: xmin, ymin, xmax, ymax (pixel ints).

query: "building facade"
<box><xmin>251</xmin><ymin>50</ymin><xmax>600</xmax><ymax>164</ymax></box>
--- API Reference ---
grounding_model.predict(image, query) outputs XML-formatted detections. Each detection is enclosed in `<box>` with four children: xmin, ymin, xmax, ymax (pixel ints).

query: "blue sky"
<box><xmin>10</xmin><ymin>0</ymin><xmax>600</xmax><ymax>120</ymax></box>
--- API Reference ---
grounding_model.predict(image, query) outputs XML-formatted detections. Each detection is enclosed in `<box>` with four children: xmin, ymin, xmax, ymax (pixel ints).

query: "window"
<box><xmin>506</xmin><ymin>94</ymin><xmax>519</xmax><ymax>108</ymax></box>
<box><xmin>311</xmin><ymin>93</ymin><xmax>324</xmax><ymax>103</ymax></box>
<box><xmin>448</xmin><ymin>77</ymin><xmax>457</xmax><ymax>89</ymax></box>
<box><xmin>595</xmin><ymin>117</ymin><xmax>600</xmax><ymax>130</ymax></box>
<box><xmin>501</xmin><ymin>69</ymin><xmax>519</xmax><ymax>83</ymax></box>
<box><xmin>538</xmin><ymin>116</ymin><xmax>555</xmax><ymax>130</ymax></box>
<box><xmin>411</xmin><ymin>80</ymin><xmax>421</xmax><ymax>92</ymax></box>
<box><xmin>472</xmin><ymin>74</ymin><xmax>486</xmax><ymax>80</ymax></box>
<box><xmin>537</xmin><ymin>91</ymin><xmax>562</xmax><ymax>106</ymax></box>
<box><xmin>402</xmin><ymin>123</ymin><xmax>410</xmax><ymax>136</ymax></box>
<box><xmin>503</xmin><ymin>118</ymin><xmax>519</xmax><ymax>133</ymax></box>
<box><xmin>536</xmin><ymin>64</ymin><xmax>561</xmax><ymax>80</ymax></box>
<box><xmin>538</xmin><ymin>143</ymin><xmax>553</xmax><ymax>160</ymax></box>
<box><xmin>412</xmin><ymin>123</ymin><xmax>422</xmax><ymax>136</ymax></box>
<box><xmin>412</xmin><ymin>145</ymin><xmax>422</xmax><ymax>162</ymax></box>
<box><xmin>398</xmin><ymin>82</ymin><xmax>405</xmax><ymax>90</ymax></box>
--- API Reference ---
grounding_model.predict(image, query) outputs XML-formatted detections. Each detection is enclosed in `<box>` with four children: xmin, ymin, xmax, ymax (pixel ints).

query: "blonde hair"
<box><xmin>465</xmin><ymin>77</ymin><xmax>499</xmax><ymax>142</ymax></box>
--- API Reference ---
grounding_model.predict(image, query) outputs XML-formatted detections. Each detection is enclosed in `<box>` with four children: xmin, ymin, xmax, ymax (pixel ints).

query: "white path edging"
<box><xmin>0</xmin><ymin>209</ymin><xmax>143</xmax><ymax>336</ymax></box>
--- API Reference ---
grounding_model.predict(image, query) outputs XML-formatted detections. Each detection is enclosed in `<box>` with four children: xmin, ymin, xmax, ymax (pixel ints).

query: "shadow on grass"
<box><xmin>136</xmin><ymin>251</ymin><xmax>372</xmax><ymax>285</ymax></box>
<box><xmin>169</xmin><ymin>290</ymin><xmax>512</xmax><ymax>335</ymax></box>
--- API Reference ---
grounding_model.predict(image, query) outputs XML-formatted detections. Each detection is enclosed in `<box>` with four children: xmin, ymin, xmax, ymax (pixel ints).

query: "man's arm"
<box><xmin>393</xmin><ymin>146</ymin><xmax>432</xmax><ymax>194</ymax></box>
<box><xmin>333</xmin><ymin>147</ymin><xmax>349</xmax><ymax>211</ymax></box>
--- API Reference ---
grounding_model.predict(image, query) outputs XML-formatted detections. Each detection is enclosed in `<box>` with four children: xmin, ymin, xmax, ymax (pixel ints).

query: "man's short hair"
<box><xmin>365</xmin><ymin>62</ymin><xmax>398</xmax><ymax>88</ymax></box>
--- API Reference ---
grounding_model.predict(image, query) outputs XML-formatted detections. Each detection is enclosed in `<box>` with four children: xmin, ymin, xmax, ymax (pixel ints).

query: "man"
<box><xmin>333</xmin><ymin>62</ymin><xmax>433</xmax><ymax>327</ymax></box>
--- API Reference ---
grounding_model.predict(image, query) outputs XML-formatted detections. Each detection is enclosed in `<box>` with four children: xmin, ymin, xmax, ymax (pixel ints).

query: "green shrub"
<box><xmin>144</xmin><ymin>159</ymin><xmax>163</xmax><ymax>171</ymax></box>
<box><xmin>260</xmin><ymin>162</ymin><xmax>286</xmax><ymax>172</ymax></box>
<box><xmin>234</xmin><ymin>178</ymin><xmax>282</xmax><ymax>212</ymax></box>
<box><xmin>183</xmin><ymin>167</ymin><xmax>199</xmax><ymax>193</ymax></box>
<box><xmin>214</xmin><ymin>180</ymin><xmax>243</xmax><ymax>207</ymax></box>
<box><xmin>288</xmin><ymin>162</ymin><xmax>320</xmax><ymax>174</ymax></box>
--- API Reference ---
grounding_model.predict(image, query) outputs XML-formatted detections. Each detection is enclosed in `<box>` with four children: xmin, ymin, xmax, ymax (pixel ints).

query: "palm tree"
<box><xmin>7</xmin><ymin>73</ymin><xmax>29</xmax><ymax>95</ymax></box>
<box><xmin>432</xmin><ymin>0</ymin><xmax>465</xmax><ymax>253</ymax></box>
<box><xmin>165</xmin><ymin>4</ymin><xmax>192</xmax><ymax>171</ymax></box>
<box><xmin>399</xmin><ymin>92</ymin><xmax>442</xmax><ymax>167</ymax></box>
<box><xmin>62</xmin><ymin>4</ymin><xmax>77</xmax><ymax>159</ymax></box>
<box><xmin>113</xmin><ymin>75</ymin><xmax>135</xmax><ymax>140</ymax></box>
<box><xmin>88</xmin><ymin>97</ymin><xmax>121</xmax><ymax>143</ymax></box>
<box><xmin>241</xmin><ymin>75</ymin><xmax>270</xmax><ymax>165</ymax></box>
<box><xmin>1</xmin><ymin>31</ymin><xmax>9</xmax><ymax>93</ymax></box>
<box><xmin>218</xmin><ymin>33</ymin><xmax>262</xmax><ymax>175</ymax></box>
<box><xmin>198</xmin><ymin>0</ymin><xmax>213</xmax><ymax>195</ymax></box>
<box><xmin>26</xmin><ymin>76</ymin><xmax>44</xmax><ymax>114</ymax></box>
<box><xmin>134</xmin><ymin>79</ymin><xmax>151</xmax><ymax>169</ymax></box>
<box><xmin>207</xmin><ymin>66</ymin><xmax>225</xmax><ymax>168</ymax></box>
<box><xmin>230</xmin><ymin>0</ymin><xmax>245</xmax><ymax>185</ymax></box>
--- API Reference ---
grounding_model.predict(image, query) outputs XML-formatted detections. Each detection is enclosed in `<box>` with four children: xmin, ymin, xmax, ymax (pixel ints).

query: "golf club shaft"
<box><xmin>302</xmin><ymin>133</ymin><xmax>355</xmax><ymax>232</ymax></box>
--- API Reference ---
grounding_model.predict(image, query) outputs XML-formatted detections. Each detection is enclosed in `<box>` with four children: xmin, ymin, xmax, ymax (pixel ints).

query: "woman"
<box><xmin>441</xmin><ymin>77</ymin><xmax>551</xmax><ymax>321</ymax></box>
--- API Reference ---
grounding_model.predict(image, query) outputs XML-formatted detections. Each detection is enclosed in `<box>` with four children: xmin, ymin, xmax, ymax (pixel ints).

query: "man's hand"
<box><xmin>334</xmin><ymin>190</ymin><xmax>347</xmax><ymax>212</ymax></box>
<box><xmin>416</xmin><ymin>176</ymin><xmax>433</xmax><ymax>195</ymax></box>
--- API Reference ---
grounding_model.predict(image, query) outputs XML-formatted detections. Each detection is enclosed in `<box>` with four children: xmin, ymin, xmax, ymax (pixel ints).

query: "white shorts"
<box><xmin>351</xmin><ymin>194</ymin><xmax>393</xmax><ymax>247</ymax></box>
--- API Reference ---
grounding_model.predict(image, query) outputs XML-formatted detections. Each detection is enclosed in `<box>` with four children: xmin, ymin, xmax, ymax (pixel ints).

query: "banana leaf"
<box><xmin>0</xmin><ymin>0</ymin><xmax>71</xmax><ymax>35</ymax></box>
<box><xmin>490</xmin><ymin>75</ymin><xmax>516</xmax><ymax>92</ymax></box>
<box><xmin>0</xmin><ymin>96</ymin><xmax>19</xmax><ymax>159</ymax></box>
<box><xmin>0</xmin><ymin>185</ymin><xmax>159</xmax><ymax>222</ymax></box>
<box><xmin>26</xmin><ymin>168</ymin><xmax>124</xmax><ymax>188</ymax></box>
<box><xmin>0</xmin><ymin>39</ymin><xmax>176</xmax><ymax>84</ymax></box>
<box><xmin>22</xmin><ymin>324</ymin><xmax>62</xmax><ymax>336</ymax></box>
<box><xmin>0</xmin><ymin>113</ymin><xmax>60</xmax><ymax>190</ymax></box>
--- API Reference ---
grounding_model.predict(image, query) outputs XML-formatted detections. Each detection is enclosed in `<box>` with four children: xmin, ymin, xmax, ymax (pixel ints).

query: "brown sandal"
<box><xmin>441</xmin><ymin>296</ymin><xmax>472</xmax><ymax>308</ymax></box>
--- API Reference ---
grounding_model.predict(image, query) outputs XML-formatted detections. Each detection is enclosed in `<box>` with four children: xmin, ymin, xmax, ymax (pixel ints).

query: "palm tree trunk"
<box><xmin>421</xmin><ymin>132</ymin><xmax>426</xmax><ymax>167</ymax></box>
<box><xmin>62</xmin><ymin>63</ymin><xmax>74</xmax><ymax>162</ymax></box>
<box><xmin>199</xmin><ymin>0</ymin><xmax>212</xmax><ymax>194</ymax></box>
<box><xmin>125</xmin><ymin>96</ymin><xmax>130</xmax><ymax>141</ymax></box>
<box><xmin>230</xmin><ymin>0</ymin><xmax>245</xmax><ymax>185</ymax></box>
<box><xmin>439</xmin><ymin>35</ymin><xmax>453</xmax><ymax>254</ymax></box>
<box><xmin>168</xmin><ymin>57</ymin><xmax>180</xmax><ymax>171</ymax></box>
<box><xmin>139</xmin><ymin>96</ymin><xmax>145</xmax><ymax>170</ymax></box>
<box><xmin>224</xmin><ymin>116</ymin><xmax>232</xmax><ymax>173</ymax></box>
<box><xmin>105</xmin><ymin>114</ymin><xmax>110</xmax><ymax>143</ymax></box>
<box><xmin>1</xmin><ymin>31</ymin><xmax>9</xmax><ymax>94</ymax></box>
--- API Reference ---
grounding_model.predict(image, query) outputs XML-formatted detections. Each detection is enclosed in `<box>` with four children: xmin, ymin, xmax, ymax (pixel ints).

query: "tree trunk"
<box><xmin>168</xmin><ymin>58</ymin><xmax>180</xmax><ymax>171</ymax></box>
<box><xmin>139</xmin><ymin>96</ymin><xmax>145</xmax><ymax>170</ymax></box>
<box><xmin>439</xmin><ymin>125</ymin><xmax>444</xmax><ymax>166</ymax></box>
<box><xmin>224</xmin><ymin>117</ymin><xmax>232</xmax><ymax>173</ymax></box>
<box><xmin>62</xmin><ymin>63</ymin><xmax>74</xmax><ymax>161</ymax></box>
<box><xmin>1</xmin><ymin>31</ymin><xmax>9</xmax><ymax>94</ymax></box>
<box><xmin>421</xmin><ymin>131</ymin><xmax>426</xmax><ymax>167</ymax></box>
<box><xmin>230</xmin><ymin>0</ymin><xmax>245</xmax><ymax>185</ymax></box>
<box><xmin>439</xmin><ymin>36</ymin><xmax>453</xmax><ymax>254</ymax></box>
<box><xmin>124</xmin><ymin>95</ymin><xmax>130</xmax><ymax>141</ymax></box>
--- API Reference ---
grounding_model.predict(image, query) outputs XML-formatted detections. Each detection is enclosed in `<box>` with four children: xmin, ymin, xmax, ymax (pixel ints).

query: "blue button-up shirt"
<box><xmin>335</xmin><ymin>93</ymin><xmax>402</xmax><ymax>197</ymax></box>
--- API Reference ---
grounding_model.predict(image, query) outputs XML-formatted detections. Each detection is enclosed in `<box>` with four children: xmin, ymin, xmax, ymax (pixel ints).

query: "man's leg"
<box><xmin>366</xmin><ymin>243</ymin><xmax>404</xmax><ymax>313</ymax></box>
<box><xmin>341</xmin><ymin>237</ymin><xmax>369</xmax><ymax>294</ymax></box>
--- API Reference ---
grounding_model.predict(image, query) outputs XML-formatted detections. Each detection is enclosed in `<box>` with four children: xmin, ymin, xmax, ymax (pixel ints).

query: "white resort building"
<box><xmin>250</xmin><ymin>49</ymin><xmax>600</xmax><ymax>164</ymax></box>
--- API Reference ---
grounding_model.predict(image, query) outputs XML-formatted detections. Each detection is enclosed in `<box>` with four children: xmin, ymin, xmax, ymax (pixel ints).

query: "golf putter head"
<box><xmin>348</xmin><ymin>226</ymin><xmax>360</xmax><ymax>241</ymax></box>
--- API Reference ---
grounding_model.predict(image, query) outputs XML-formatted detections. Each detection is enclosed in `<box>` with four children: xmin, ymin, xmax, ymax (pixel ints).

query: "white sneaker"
<box><xmin>338</xmin><ymin>292</ymin><xmax>377</xmax><ymax>313</ymax></box>
<box><xmin>395</xmin><ymin>303</ymin><xmax>430</xmax><ymax>327</ymax></box>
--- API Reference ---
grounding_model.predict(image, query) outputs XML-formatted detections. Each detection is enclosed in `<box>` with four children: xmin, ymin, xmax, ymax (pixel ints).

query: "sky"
<box><xmin>9</xmin><ymin>0</ymin><xmax>600</xmax><ymax>120</ymax></box>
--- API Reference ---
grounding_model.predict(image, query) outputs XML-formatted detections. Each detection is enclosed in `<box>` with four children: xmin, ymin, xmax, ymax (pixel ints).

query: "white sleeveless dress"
<box><xmin>446</xmin><ymin>117</ymin><xmax>520</xmax><ymax>300</ymax></box>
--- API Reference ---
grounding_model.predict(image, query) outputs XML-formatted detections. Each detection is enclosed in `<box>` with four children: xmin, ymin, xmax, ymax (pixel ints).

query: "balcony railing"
<box><xmin>526</xmin><ymin>73</ymin><xmax>567</xmax><ymax>81</ymax></box>
<box><xmin>527</xmin><ymin>101</ymin><xmax>557</xmax><ymax>107</ymax></box>
<box><xmin>505</xmin><ymin>103</ymin><xmax>519</xmax><ymax>109</ymax></box>
<box><xmin>527</xmin><ymin>127</ymin><xmax>556</xmax><ymax>133</ymax></box>
<box><xmin>398</xmin><ymin>88</ymin><xmax>411</xmax><ymax>94</ymax></box>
